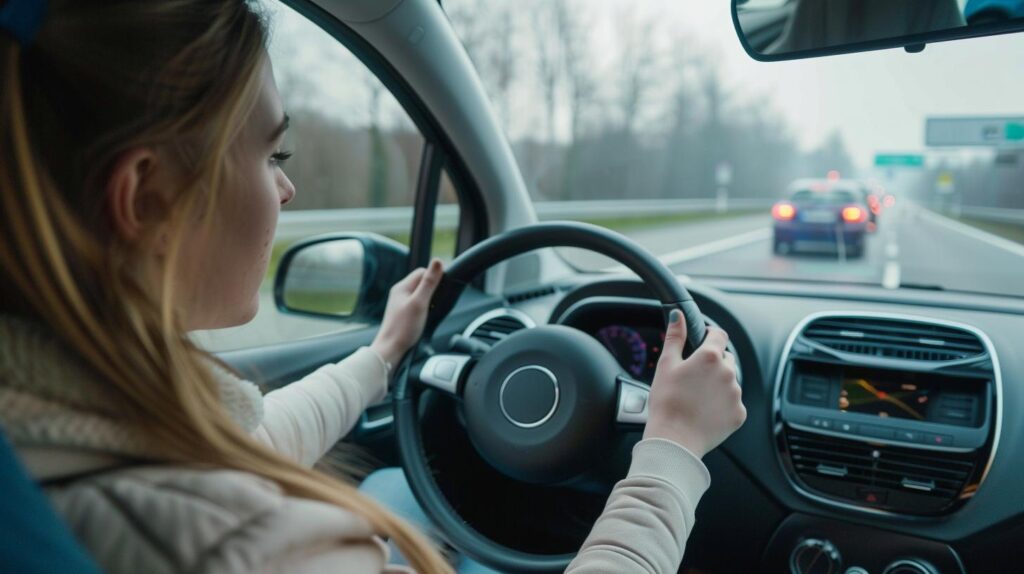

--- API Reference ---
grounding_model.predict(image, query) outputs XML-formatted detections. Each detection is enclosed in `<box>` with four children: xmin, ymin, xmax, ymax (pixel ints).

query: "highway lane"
<box><xmin>664</xmin><ymin>203</ymin><xmax>1024</xmax><ymax>299</ymax></box>
<box><xmin>196</xmin><ymin>205</ymin><xmax>1023</xmax><ymax>352</ymax></box>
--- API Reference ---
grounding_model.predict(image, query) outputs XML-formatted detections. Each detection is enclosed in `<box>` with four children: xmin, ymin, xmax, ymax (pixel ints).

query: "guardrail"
<box><xmin>952</xmin><ymin>205</ymin><xmax>1024</xmax><ymax>225</ymax></box>
<box><xmin>275</xmin><ymin>197</ymin><xmax>775</xmax><ymax>241</ymax></box>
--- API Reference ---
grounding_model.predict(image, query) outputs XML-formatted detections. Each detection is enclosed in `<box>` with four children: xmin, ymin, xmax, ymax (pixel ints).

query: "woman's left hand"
<box><xmin>370</xmin><ymin>259</ymin><xmax>445</xmax><ymax>370</ymax></box>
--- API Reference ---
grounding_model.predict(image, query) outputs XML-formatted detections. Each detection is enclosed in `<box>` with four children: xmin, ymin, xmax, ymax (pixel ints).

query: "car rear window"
<box><xmin>791</xmin><ymin>190</ymin><xmax>858</xmax><ymax>203</ymax></box>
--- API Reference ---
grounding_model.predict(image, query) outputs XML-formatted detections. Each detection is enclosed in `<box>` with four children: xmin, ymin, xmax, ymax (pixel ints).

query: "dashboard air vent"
<box><xmin>465</xmin><ymin>310</ymin><xmax>532</xmax><ymax>346</ymax></box>
<box><xmin>506</xmin><ymin>286</ymin><xmax>557</xmax><ymax>304</ymax></box>
<box><xmin>802</xmin><ymin>317</ymin><xmax>985</xmax><ymax>361</ymax></box>
<box><xmin>785</xmin><ymin>428</ymin><xmax>978</xmax><ymax>513</ymax></box>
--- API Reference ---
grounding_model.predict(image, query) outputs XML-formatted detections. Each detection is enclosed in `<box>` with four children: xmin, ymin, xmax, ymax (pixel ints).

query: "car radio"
<box><xmin>774</xmin><ymin>312</ymin><xmax>1000</xmax><ymax>515</ymax></box>
<box><xmin>782</xmin><ymin>361</ymin><xmax>991</xmax><ymax>451</ymax></box>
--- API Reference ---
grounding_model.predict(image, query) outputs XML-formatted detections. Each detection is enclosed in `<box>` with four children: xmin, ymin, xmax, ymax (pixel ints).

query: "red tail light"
<box><xmin>842</xmin><ymin>206</ymin><xmax>866</xmax><ymax>223</ymax></box>
<box><xmin>867</xmin><ymin>195</ymin><xmax>881</xmax><ymax>214</ymax></box>
<box><xmin>773</xmin><ymin>202</ymin><xmax>796</xmax><ymax>221</ymax></box>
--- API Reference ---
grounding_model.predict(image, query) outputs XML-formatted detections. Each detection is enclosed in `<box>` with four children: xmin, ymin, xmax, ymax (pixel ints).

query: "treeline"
<box><xmin>449</xmin><ymin>0</ymin><xmax>856</xmax><ymax>202</ymax></box>
<box><xmin>274</xmin><ymin>0</ymin><xmax>859</xmax><ymax>211</ymax></box>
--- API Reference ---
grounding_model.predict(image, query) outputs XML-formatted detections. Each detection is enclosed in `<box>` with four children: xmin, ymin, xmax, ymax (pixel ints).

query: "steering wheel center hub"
<box><xmin>499</xmin><ymin>365</ymin><xmax>560</xmax><ymax>428</ymax></box>
<box><xmin>462</xmin><ymin>325</ymin><xmax>621</xmax><ymax>484</ymax></box>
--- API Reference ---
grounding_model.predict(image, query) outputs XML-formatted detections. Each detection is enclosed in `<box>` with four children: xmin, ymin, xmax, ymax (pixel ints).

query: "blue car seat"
<box><xmin>0</xmin><ymin>431</ymin><xmax>100</xmax><ymax>573</ymax></box>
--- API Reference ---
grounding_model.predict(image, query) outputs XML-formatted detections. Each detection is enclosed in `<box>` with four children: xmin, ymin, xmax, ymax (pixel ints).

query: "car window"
<box><xmin>446</xmin><ymin>0</ymin><xmax>1024</xmax><ymax>298</ymax></box>
<box><xmin>792</xmin><ymin>190</ymin><xmax>858</xmax><ymax>203</ymax></box>
<box><xmin>193</xmin><ymin>1</ymin><xmax>453</xmax><ymax>352</ymax></box>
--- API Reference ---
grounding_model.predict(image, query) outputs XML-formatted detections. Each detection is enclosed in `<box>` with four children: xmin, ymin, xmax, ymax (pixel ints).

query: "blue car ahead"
<box><xmin>772</xmin><ymin>179</ymin><xmax>870</xmax><ymax>258</ymax></box>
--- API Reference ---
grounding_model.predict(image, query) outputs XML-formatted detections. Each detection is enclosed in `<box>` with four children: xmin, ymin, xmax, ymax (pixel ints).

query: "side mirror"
<box><xmin>274</xmin><ymin>233</ymin><xmax>408</xmax><ymax>321</ymax></box>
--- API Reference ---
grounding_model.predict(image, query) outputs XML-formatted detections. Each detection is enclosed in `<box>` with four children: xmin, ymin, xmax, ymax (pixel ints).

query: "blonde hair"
<box><xmin>0</xmin><ymin>1</ymin><xmax>452</xmax><ymax>571</ymax></box>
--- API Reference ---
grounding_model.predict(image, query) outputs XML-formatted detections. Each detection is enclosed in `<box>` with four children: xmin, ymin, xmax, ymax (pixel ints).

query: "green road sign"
<box><xmin>1007</xmin><ymin>122</ymin><xmax>1024</xmax><ymax>142</ymax></box>
<box><xmin>875</xmin><ymin>154</ymin><xmax>924</xmax><ymax>167</ymax></box>
<box><xmin>927</xmin><ymin>117</ymin><xmax>1024</xmax><ymax>146</ymax></box>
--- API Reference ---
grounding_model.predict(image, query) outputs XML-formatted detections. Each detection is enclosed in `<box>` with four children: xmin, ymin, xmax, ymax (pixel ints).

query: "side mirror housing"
<box><xmin>274</xmin><ymin>233</ymin><xmax>408</xmax><ymax>322</ymax></box>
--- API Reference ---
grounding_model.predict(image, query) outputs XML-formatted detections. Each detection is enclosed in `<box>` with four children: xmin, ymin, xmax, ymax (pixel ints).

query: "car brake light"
<box><xmin>773</xmin><ymin>203</ymin><xmax>796</xmax><ymax>221</ymax></box>
<box><xmin>842</xmin><ymin>206</ymin><xmax>866</xmax><ymax>223</ymax></box>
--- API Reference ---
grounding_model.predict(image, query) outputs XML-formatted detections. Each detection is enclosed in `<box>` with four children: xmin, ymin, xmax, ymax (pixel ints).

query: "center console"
<box><xmin>774</xmin><ymin>312</ymin><xmax>1000</xmax><ymax>516</ymax></box>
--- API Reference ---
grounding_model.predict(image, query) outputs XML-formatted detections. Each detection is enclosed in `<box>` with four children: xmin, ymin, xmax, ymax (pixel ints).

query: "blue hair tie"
<box><xmin>0</xmin><ymin>0</ymin><xmax>48</xmax><ymax>47</ymax></box>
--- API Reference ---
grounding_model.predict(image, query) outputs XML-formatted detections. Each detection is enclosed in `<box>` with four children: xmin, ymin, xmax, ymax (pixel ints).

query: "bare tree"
<box><xmin>551</xmin><ymin>0</ymin><xmax>597</xmax><ymax>199</ymax></box>
<box><xmin>533</xmin><ymin>2</ymin><xmax>561</xmax><ymax>146</ymax></box>
<box><xmin>486</xmin><ymin>3</ymin><xmax>519</xmax><ymax>129</ymax></box>
<box><xmin>614</xmin><ymin>9</ymin><xmax>662</xmax><ymax>138</ymax></box>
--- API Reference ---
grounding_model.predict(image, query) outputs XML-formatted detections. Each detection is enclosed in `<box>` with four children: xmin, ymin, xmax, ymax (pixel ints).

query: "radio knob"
<box><xmin>790</xmin><ymin>538</ymin><xmax>842</xmax><ymax>574</ymax></box>
<box><xmin>882</xmin><ymin>559</ymin><xmax>939</xmax><ymax>574</ymax></box>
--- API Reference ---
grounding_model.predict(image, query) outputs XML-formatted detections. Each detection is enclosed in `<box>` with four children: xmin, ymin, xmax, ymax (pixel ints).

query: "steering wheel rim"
<box><xmin>393</xmin><ymin>221</ymin><xmax>707</xmax><ymax>573</ymax></box>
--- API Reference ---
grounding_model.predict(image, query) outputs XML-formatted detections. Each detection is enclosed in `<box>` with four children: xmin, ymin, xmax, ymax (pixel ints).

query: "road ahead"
<box><xmin>572</xmin><ymin>203</ymin><xmax>1024</xmax><ymax>299</ymax></box>
<box><xmin>198</xmin><ymin>204</ymin><xmax>1023</xmax><ymax>352</ymax></box>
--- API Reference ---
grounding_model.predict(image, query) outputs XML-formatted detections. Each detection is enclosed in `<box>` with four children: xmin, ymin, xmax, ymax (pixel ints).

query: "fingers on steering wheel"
<box><xmin>396</xmin><ymin>267</ymin><xmax>427</xmax><ymax>293</ymax></box>
<box><xmin>723</xmin><ymin>347</ymin><xmax>737</xmax><ymax>366</ymax></box>
<box><xmin>413</xmin><ymin>259</ymin><xmax>444</xmax><ymax>299</ymax></box>
<box><xmin>697</xmin><ymin>327</ymin><xmax>729</xmax><ymax>358</ymax></box>
<box><xmin>659</xmin><ymin>309</ymin><xmax>689</xmax><ymax>365</ymax></box>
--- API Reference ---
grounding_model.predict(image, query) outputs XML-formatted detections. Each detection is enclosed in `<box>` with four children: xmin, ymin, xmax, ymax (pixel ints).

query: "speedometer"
<box><xmin>596</xmin><ymin>325</ymin><xmax>648</xmax><ymax>378</ymax></box>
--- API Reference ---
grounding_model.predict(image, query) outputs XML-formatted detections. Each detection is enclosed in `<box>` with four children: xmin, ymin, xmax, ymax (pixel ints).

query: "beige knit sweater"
<box><xmin>0</xmin><ymin>315</ymin><xmax>710</xmax><ymax>573</ymax></box>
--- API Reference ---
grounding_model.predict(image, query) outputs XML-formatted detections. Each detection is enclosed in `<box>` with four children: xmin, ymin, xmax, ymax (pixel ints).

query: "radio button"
<box><xmin>860</xmin><ymin>425</ymin><xmax>895</xmax><ymax>439</ymax></box>
<box><xmin>856</xmin><ymin>487</ymin><xmax>888</xmax><ymax>505</ymax></box>
<box><xmin>922</xmin><ymin>433</ymin><xmax>954</xmax><ymax>447</ymax></box>
<box><xmin>894</xmin><ymin>430</ymin><xmax>921</xmax><ymax>442</ymax></box>
<box><xmin>809</xmin><ymin>416</ymin><xmax>834</xmax><ymax>430</ymax></box>
<box><xmin>836</xmin><ymin>420</ymin><xmax>858</xmax><ymax>433</ymax></box>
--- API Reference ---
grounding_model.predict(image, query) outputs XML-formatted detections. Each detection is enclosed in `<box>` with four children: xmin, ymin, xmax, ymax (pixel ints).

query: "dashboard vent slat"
<box><xmin>466</xmin><ymin>311</ymin><xmax>532</xmax><ymax>345</ymax></box>
<box><xmin>786</xmin><ymin>429</ymin><xmax>978</xmax><ymax>508</ymax></box>
<box><xmin>802</xmin><ymin>317</ymin><xmax>985</xmax><ymax>361</ymax></box>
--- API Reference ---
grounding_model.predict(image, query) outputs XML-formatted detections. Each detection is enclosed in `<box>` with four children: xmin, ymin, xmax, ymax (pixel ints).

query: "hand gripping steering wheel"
<box><xmin>392</xmin><ymin>221</ymin><xmax>707</xmax><ymax>573</ymax></box>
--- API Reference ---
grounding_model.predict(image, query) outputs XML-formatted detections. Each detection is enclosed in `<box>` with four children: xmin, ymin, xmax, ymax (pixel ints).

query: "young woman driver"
<box><xmin>0</xmin><ymin>1</ymin><xmax>745</xmax><ymax>572</ymax></box>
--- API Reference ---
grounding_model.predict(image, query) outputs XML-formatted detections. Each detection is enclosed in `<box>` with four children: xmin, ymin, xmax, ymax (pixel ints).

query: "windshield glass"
<box><xmin>446</xmin><ymin>0</ymin><xmax>1024</xmax><ymax>298</ymax></box>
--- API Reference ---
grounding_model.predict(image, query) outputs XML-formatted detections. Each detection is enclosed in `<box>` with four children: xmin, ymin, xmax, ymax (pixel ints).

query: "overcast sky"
<box><xmin>679</xmin><ymin>1</ymin><xmax>1024</xmax><ymax>169</ymax></box>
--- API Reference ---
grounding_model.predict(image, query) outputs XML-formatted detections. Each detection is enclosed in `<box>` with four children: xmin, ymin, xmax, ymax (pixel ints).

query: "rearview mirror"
<box><xmin>274</xmin><ymin>233</ymin><xmax>408</xmax><ymax>321</ymax></box>
<box><xmin>733</xmin><ymin>0</ymin><xmax>1024</xmax><ymax>61</ymax></box>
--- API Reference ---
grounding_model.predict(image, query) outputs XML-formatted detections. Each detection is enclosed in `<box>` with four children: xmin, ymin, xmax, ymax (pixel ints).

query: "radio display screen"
<box><xmin>839</xmin><ymin>376</ymin><xmax>931</xmax><ymax>421</ymax></box>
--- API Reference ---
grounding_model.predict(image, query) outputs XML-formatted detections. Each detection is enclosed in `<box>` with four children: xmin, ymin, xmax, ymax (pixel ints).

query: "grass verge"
<box><xmin>955</xmin><ymin>216</ymin><xmax>1024</xmax><ymax>246</ymax></box>
<box><xmin>266</xmin><ymin>209</ymin><xmax>761</xmax><ymax>285</ymax></box>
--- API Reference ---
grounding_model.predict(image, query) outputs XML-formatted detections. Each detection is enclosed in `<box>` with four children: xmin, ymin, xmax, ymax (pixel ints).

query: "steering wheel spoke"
<box><xmin>616</xmin><ymin>375</ymin><xmax>651</xmax><ymax>426</ymax></box>
<box><xmin>416</xmin><ymin>353</ymin><xmax>473</xmax><ymax>396</ymax></box>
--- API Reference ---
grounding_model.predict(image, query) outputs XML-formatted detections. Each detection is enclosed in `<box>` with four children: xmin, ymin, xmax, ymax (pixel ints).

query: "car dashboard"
<box><xmin>441</xmin><ymin>274</ymin><xmax>1024</xmax><ymax>574</ymax></box>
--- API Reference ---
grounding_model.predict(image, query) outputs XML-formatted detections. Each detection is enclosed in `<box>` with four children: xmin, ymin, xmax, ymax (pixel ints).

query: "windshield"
<box><xmin>446</xmin><ymin>0</ymin><xmax>1024</xmax><ymax>298</ymax></box>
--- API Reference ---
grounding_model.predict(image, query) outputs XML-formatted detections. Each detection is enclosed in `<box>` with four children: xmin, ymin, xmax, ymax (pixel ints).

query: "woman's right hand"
<box><xmin>642</xmin><ymin>309</ymin><xmax>746</xmax><ymax>458</ymax></box>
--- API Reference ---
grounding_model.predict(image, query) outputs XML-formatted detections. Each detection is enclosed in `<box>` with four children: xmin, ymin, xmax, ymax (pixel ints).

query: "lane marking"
<box><xmin>882</xmin><ymin>261</ymin><xmax>901</xmax><ymax>289</ymax></box>
<box><xmin>601</xmin><ymin>227</ymin><xmax>771</xmax><ymax>273</ymax></box>
<box><xmin>658</xmin><ymin>227</ymin><xmax>771</xmax><ymax>266</ymax></box>
<box><xmin>920</xmin><ymin>209</ymin><xmax>1024</xmax><ymax>259</ymax></box>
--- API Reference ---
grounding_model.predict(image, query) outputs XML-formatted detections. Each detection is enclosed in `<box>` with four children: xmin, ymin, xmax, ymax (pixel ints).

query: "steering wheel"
<box><xmin>392</xmin><ymin>221</ymin><xmax>707</xmax><ymax>573</ymax></box>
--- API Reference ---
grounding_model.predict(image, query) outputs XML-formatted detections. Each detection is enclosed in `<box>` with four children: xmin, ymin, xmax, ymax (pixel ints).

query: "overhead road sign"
<box><xmin>875</xmin><ymin>154</ymin><xmax>923</xmax><ymax>167</ymax></box>
<box><xmin>926</xmin><ymin>117</ymin><xmax>1024</xmax><ymax>147</ymax></box>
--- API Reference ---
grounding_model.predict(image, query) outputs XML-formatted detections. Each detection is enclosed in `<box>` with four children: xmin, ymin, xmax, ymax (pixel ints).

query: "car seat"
<box><xmin>0</xmin><ymin>430</ymin><xmax>100</xmax><ymax>573</ymax></box>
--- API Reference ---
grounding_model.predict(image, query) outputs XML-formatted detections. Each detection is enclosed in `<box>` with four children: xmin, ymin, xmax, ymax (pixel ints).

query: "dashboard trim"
<box><xmin>462</xmin><ymin>307</ymin><xmax>537</xmax><ymax>339</ymax></box>
<box><xmin>772</xmin><ymin>310</ymin><xmax>1004</xmax><ymax>518</ymax></box>
<box><xmin>785</xmin><ymin>421</ymin><xmax>976</xmax><ymax>454</ymax></box>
